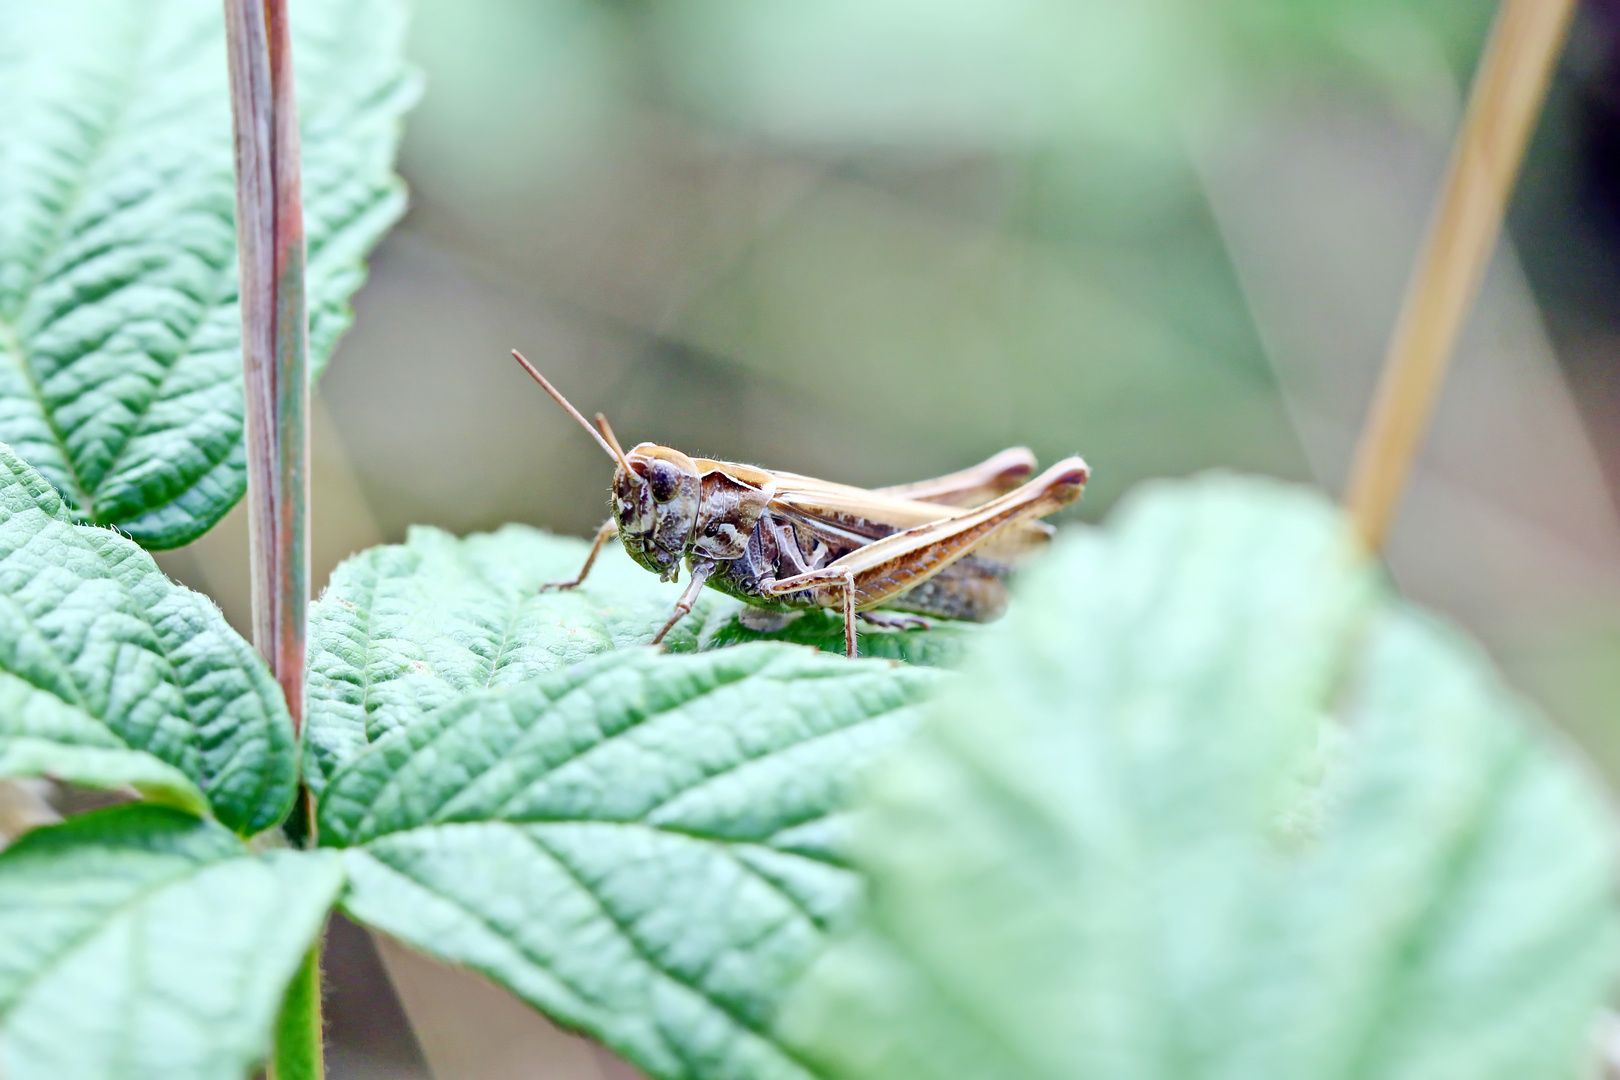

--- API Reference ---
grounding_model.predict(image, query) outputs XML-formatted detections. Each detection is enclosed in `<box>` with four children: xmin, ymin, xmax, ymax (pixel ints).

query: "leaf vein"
<box><xmin>522</xmin><ymin>827</ymin><xmax>820</xmax><ymax>1073</ymax></box>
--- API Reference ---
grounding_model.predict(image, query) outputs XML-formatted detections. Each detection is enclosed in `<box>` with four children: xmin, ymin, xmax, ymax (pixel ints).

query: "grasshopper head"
<box><xmin>614</xmin><ymin>444</ymin><xmax>702</xmax><ymax>582</ymax></box>
<box><xmin>508</xmin><ymin>352</ymin><xmax>704</xmax><ymax>583</ymax></box>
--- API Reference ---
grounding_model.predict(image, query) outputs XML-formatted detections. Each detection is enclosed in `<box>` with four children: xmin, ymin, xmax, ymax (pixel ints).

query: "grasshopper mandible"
<box><xmin>513</xmin><ymin>350</ymin><xmax>1089</xmax><ymax>658</ymax></box>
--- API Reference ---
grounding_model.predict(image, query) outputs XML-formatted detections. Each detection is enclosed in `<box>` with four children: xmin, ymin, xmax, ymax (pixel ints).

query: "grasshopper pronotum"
<box><xmin>514</xmin><ymin>351</ymin><xmax>1089</xmax><ymax>658</ymax></box>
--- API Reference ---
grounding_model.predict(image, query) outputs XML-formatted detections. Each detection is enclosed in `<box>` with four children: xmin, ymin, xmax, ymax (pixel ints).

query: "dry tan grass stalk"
<box><xmin>1343</xmin><ymin>0</ymin><xmax>1578</xmax><ymax>551</ymax></box>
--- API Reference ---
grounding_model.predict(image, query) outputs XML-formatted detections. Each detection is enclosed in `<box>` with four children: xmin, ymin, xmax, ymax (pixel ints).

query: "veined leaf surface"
<box><xmin>0</xmin><ymin>444</ymin><xmax>295</xmax><ymax>834</ymax></box>
<box><xmin>324</xmin><ymin>644</ymin><xmax>941</xmax><ymax>1080</ymax></box>
<box><xmin>780</xmin><ymin>476</ymin><xmax>1620</xmax><ymax>1080</ymax></box>
<box><xmin>305</xmin><ymin>524</ymin><xmax>963</xmax><ymax>792</ymax></box>
<box><xmin>0</xmin><ymin>805</ymin><xmax>343</xmax><ymax>1080</ymax></box>
<box><xmin>0</xmin><ymin>0</ymin><xmax>416</xmax><ymax>548</ymax></box>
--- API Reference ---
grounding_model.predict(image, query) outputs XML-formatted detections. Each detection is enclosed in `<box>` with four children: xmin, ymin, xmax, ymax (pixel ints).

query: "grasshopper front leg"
<box><xmin>649</xmin><ymin>560</ymin><xmax>715</xmax><ymax>648</ymax></box>
<box><xmin>541</xmin><ymin>518</ymin><xmax>618</xmax><ymax>592</ymax></box>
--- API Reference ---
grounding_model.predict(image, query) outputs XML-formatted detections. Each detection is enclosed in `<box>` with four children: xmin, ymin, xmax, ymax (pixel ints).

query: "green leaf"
<box><xmin>0</xmin><ymin>444</ymin><xmax>295</xmax><ymax>833</ymax></box>
<box><xmin>0</xmin><ymin>0</ymin><xmax>416</xmax><ymax>549</ymax></box>
<box><xmin>0</xmin><ymin>804</ymin><xmax>343</xmax><ymax>1080</ymax></box>
<box><xmin>0</xmin><ymin>690</ymin><xmax>206</xmax><ymax>817</ymax></box>
<box><xmin>1237</xmin><ymin>609</ymin><xmax>1620</xmax><ymax>1079</ymax></box>
<box><xmin>779</xmin><ymin>475</ymin><xmax>1620</xmax><ymax>1080</ymax></box>
<box><xmin>697</xmin><ymin>602</ymin><xmax>981</xmax><ymax>668</ymax></box>
<box><xmin>324</xmin><ymin>644</ymin><xmax>941</xmax><ymax>1080</ymax></box>
<box><xmin>305</xmin><ymin>524</ymin><xmax>963</xmax><ymax>793</ymax></box>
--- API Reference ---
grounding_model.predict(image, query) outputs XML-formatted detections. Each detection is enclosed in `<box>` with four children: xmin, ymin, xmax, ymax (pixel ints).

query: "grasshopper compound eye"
<box><xmin>648</xmin><ymin>460</ymin><xmax>682</xmax><ymax>503</ymax></box>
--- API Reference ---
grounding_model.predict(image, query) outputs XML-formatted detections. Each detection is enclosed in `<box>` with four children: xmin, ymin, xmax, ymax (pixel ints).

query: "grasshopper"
<box><xmin>514</xmin><ymin>350</ymin><xmax>1089</xmax><ymax>658</ymax></box>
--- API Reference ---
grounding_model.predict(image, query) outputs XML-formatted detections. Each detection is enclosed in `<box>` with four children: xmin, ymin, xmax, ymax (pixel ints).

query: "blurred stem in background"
<box><xmin>1346</xmin><ymin>0</ymin><xmax>1579</xmax><ymax>550</ymax></box>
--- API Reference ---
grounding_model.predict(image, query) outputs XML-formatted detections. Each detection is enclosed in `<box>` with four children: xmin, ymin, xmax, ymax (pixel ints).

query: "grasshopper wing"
<box><xmin>768</xmin><ymin>469</ymin><xmax>1054</xmax><ymax>561</ymax></box>
<box><xmin>767</xmin><ymin>457</ymin><xmax>1090</xmax><ymax>611</ymax></box>
<box><xmin>873</xmin><ymin>447</ymin><xmax>1037</xmax><ymax>507</ymax></box>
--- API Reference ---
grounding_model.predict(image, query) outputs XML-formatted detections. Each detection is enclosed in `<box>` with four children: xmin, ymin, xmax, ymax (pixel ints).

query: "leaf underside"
<box><xmin>0</xmin><ymin>805</ymin><xmax>343</xmax><ymax>1080</ymax></box>
<box><xmin>0</xmin><ymin>0</ymin><xmax>416</xmax><ymax>548</ymax></box>
<box><xmin>779</xmin><ymin>475</ymin><xmax>1620</xmax><ymax>1080</ymax></box>
<box><xmin>304</xmin><ymin>524</ymin><xmax>967</xmax><ymax>793</ymax></box>
<box><xmin>0</xmin><ymin>444</ymin><xmax>295</xmax><ymax>833</ymax></box>
<box><xmin>323</xmin><ymin>644</ymin><xmax>942</xmax><ymax>1080</ymax></box>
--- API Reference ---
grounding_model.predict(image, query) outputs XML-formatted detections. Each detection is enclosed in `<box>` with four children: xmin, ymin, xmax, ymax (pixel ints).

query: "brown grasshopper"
<box><xmin>513</xmin><ymin>350</ymin><xmax>1089</xmax><ymax>658</ymax></box>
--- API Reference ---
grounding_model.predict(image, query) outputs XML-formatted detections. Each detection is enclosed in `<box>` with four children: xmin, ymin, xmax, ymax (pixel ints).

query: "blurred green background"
<box><xmin>147</xmin><ymin>2</ymin><xmax>1620</xmax><ymax>1072</ymax></box>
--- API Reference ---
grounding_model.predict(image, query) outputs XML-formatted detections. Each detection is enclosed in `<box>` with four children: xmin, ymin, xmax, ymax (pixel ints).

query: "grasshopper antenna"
<box><xmin>595</xmin><ymin>412</ymin><xmax>630</xmax><ymax>463</ymax></box>
<box><xmin>512</xmin><ymin>350</ymin><xmax>633</xmax><ymax>473</ymax></box>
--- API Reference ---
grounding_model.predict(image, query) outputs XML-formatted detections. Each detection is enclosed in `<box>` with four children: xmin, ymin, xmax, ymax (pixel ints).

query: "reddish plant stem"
<box><xmin>223</xmin><ymin>0</ymin><xmax>309</xmax><ymax>738</ymax></box>
<box><xmin>223</xmin><ymin>6</ymin><xmax>321</xmax><ymax>1076</ymax></box>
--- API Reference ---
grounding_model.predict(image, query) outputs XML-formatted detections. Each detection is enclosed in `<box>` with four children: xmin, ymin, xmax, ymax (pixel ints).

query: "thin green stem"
<box><xmin>271</xmin><ymin>942</ymin><xmax>325</xmax><ymax>1080</ymax></box>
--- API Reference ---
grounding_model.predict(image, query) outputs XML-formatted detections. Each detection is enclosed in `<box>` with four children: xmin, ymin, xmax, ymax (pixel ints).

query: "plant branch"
<box><xmin>223</xmin><ymin>0</ymin><xmax>310</xmax><ymax>732</ymax></box>
<box><xmin>223</xmin><ymin>0</ymin><xmax>319</xmax><ymax>1073</ymax></box>
<box><xmin>1342</xmin><ymin>0</ymin><xmax>1577</xmax><ymax>551</ymax></box>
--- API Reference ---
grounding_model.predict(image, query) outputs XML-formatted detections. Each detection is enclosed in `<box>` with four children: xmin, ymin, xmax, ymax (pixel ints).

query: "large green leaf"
<box><xmin>305</xmin><ymin>524</ymin><xmax>965</xmax><ymax>792</ymax></box>
<box><xmin>0</xmin><ymin>804</ymin><xmax>343</xmax><ymax>1080</ymax></box>
<box><xmin>324</xmin><ymin>644</ymin><xmax>941</xmax><ymax>1080</ymax></box>
<box><xmin>0</xmin><ymin>0</ymin><xmax>416</xmax><ymax>549</ymax></box>
<box><xmin>0</xmin><ymin>444</ymin><xmax>295</xmax><ymax>834</ymax></box>
<box><xmin>779</xmin><ymin>476</ymin><xmax>1620</xmax><ymax>1080</ymax></box>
